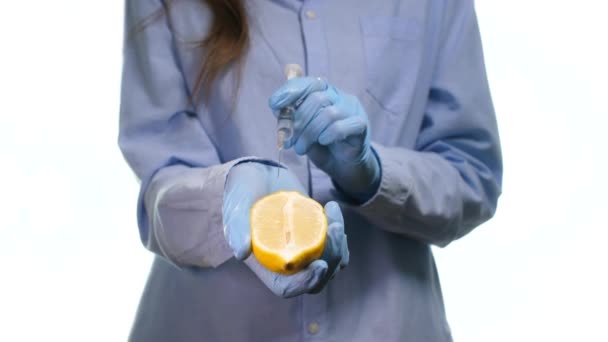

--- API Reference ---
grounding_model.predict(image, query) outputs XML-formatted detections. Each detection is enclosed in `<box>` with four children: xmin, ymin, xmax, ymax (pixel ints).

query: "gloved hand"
<box><xmin>269</xmin><ymin>77</ymin><xmax>381</xmax><ymax>203</ymax></box>
<box><xmin>223</xmin><ymin>161</ymin><xmax>349</xmax><ymax>298</ymax></box>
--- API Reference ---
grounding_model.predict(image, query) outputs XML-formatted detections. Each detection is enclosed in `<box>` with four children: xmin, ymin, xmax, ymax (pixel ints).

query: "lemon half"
<box><xmin>250</xmin><ymin>191</ymin><xmax>327</xmax><ymax>275</ymax></box>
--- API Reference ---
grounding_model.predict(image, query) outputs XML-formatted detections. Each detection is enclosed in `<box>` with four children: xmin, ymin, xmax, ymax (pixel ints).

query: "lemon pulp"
<box><xmin>250</xmin><ymin>191</ymin><xmax>327</xmax><ymax>275</ymax></box>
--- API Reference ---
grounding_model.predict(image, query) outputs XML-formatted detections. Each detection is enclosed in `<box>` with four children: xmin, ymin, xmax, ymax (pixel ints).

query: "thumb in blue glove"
<box><xmin>223</xmin><ymin>161</ymin><xmax>349</xmax><ymax>298</ymax></box>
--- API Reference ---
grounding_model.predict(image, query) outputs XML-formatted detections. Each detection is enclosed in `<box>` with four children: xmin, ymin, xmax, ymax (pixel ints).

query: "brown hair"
<box><xmin>188</xmin><ymin>0</ymin><xmax>249</xmax><ymax>102</ymax></box>
<box><xmin>140</xmin><ymin>0</ymin><xmax>249</xmax><ymax>103</ymax></box>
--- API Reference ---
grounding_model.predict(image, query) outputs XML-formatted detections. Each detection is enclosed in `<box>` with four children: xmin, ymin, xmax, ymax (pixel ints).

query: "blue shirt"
<box><xmin>119</xmin><ymin>0</ymin><xmax>502</xmax><ymax>341</ymax></box>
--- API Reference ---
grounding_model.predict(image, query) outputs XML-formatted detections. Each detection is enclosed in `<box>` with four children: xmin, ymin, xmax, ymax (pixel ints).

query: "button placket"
<box><xmin>300</xmin><ymin>1</ymin><xmax>330</xmax><ymax>207</ymax></box>
<box><xmin>298</xmin><ymin>3</ymin><xmax>330</xmax><ymax>338</ymax></box>
<box><xmin>300</xmin><ymin>4</ymin><xmax>329</xmax><ymax>77</ymax></box>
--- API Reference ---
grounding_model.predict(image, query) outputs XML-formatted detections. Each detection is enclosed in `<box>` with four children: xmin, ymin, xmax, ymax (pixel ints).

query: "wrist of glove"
<box><xmin>331</xmin><ymin>145</ymin><xmax>381</xmax><ymax>204</ymax></box>
<box><xmin>269</xmin><ymin>77</ymin><xmax>381</xmax><ymax>203</ymax></box>
<box><xmin>223</xmin><ymin>161</ymin><xmax>349</xmax><ymax>298</ymax></box>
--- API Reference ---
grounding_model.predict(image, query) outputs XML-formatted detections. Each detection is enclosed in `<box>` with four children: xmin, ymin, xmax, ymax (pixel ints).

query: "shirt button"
<box><xmin>307</xmin><ymin>322</ymin><xmax>320</xmax><ymax>334</ymax></box>
<box><xmin>305</xmin><ymin>10</ymin><xmax>317</xmax><ymax>19</ymax></box>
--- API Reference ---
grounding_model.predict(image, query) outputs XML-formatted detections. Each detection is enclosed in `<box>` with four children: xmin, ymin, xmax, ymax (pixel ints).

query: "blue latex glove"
<box><xmin>223</xmin><ymin>162</ymin><xmax>349</xmax><ymax>298</ymax></box>
<box><xmin>269</xmin><ymin>77</ymin><xmax>381</xmax><ymax>203</ymax></box>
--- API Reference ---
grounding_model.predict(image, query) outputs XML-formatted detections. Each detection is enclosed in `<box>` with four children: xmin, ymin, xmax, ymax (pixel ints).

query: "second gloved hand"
<box><xmin>223</xmin><ymin>162</ymin><xmax>349</xmax><ymax>298</ymax></box>
<box><xmin>269</xmin><ymin>78</ymin><xmax>381</xmax><ymax>203</ymax></box>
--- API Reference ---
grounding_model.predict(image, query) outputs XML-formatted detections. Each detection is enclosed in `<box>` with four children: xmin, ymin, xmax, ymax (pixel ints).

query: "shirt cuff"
<box><xmin>336</xmin><ymin>143</ymin><xmax>412</xmax><ymax>214</ymax></box>
<box><xmin>141</xmin><ymin>157</ymin><xmax>282</xmax><ymax>269</ymax></box>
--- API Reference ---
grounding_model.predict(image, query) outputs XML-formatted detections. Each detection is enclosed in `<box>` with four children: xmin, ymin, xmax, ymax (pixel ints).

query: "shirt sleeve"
<box><xmin>118</xmin><ymin>0</ymin><xmax>243</xmax><ymax>268</ymax></box>
<box><xmin>343</xmin><ymin>1</ymin><xmax>503</xmax><ymax>247</ymax></box>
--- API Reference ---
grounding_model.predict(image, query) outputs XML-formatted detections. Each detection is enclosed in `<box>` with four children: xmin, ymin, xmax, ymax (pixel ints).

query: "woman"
<box><xmin>119</xmin><ymin>0</ymin><xmax>502</xmax><ymax>341</ymax></box>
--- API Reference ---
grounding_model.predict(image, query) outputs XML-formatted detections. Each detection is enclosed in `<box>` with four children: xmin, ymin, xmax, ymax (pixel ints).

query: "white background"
<box><xmin>0</xmin><ymin>1</ymin><xmax>606</xmax><ymax>341</ymax></box>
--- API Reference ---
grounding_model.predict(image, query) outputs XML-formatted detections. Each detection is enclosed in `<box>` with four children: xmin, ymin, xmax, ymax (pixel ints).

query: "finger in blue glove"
<box><xmin>244</xmin><ymin>257</ymin><xmax>328</xmax><ymax>298</ymax></box>
<box><xmin>309</xmin><ymin>201</ymin><xmax>349</xmax><ymax>294</ymax></box>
